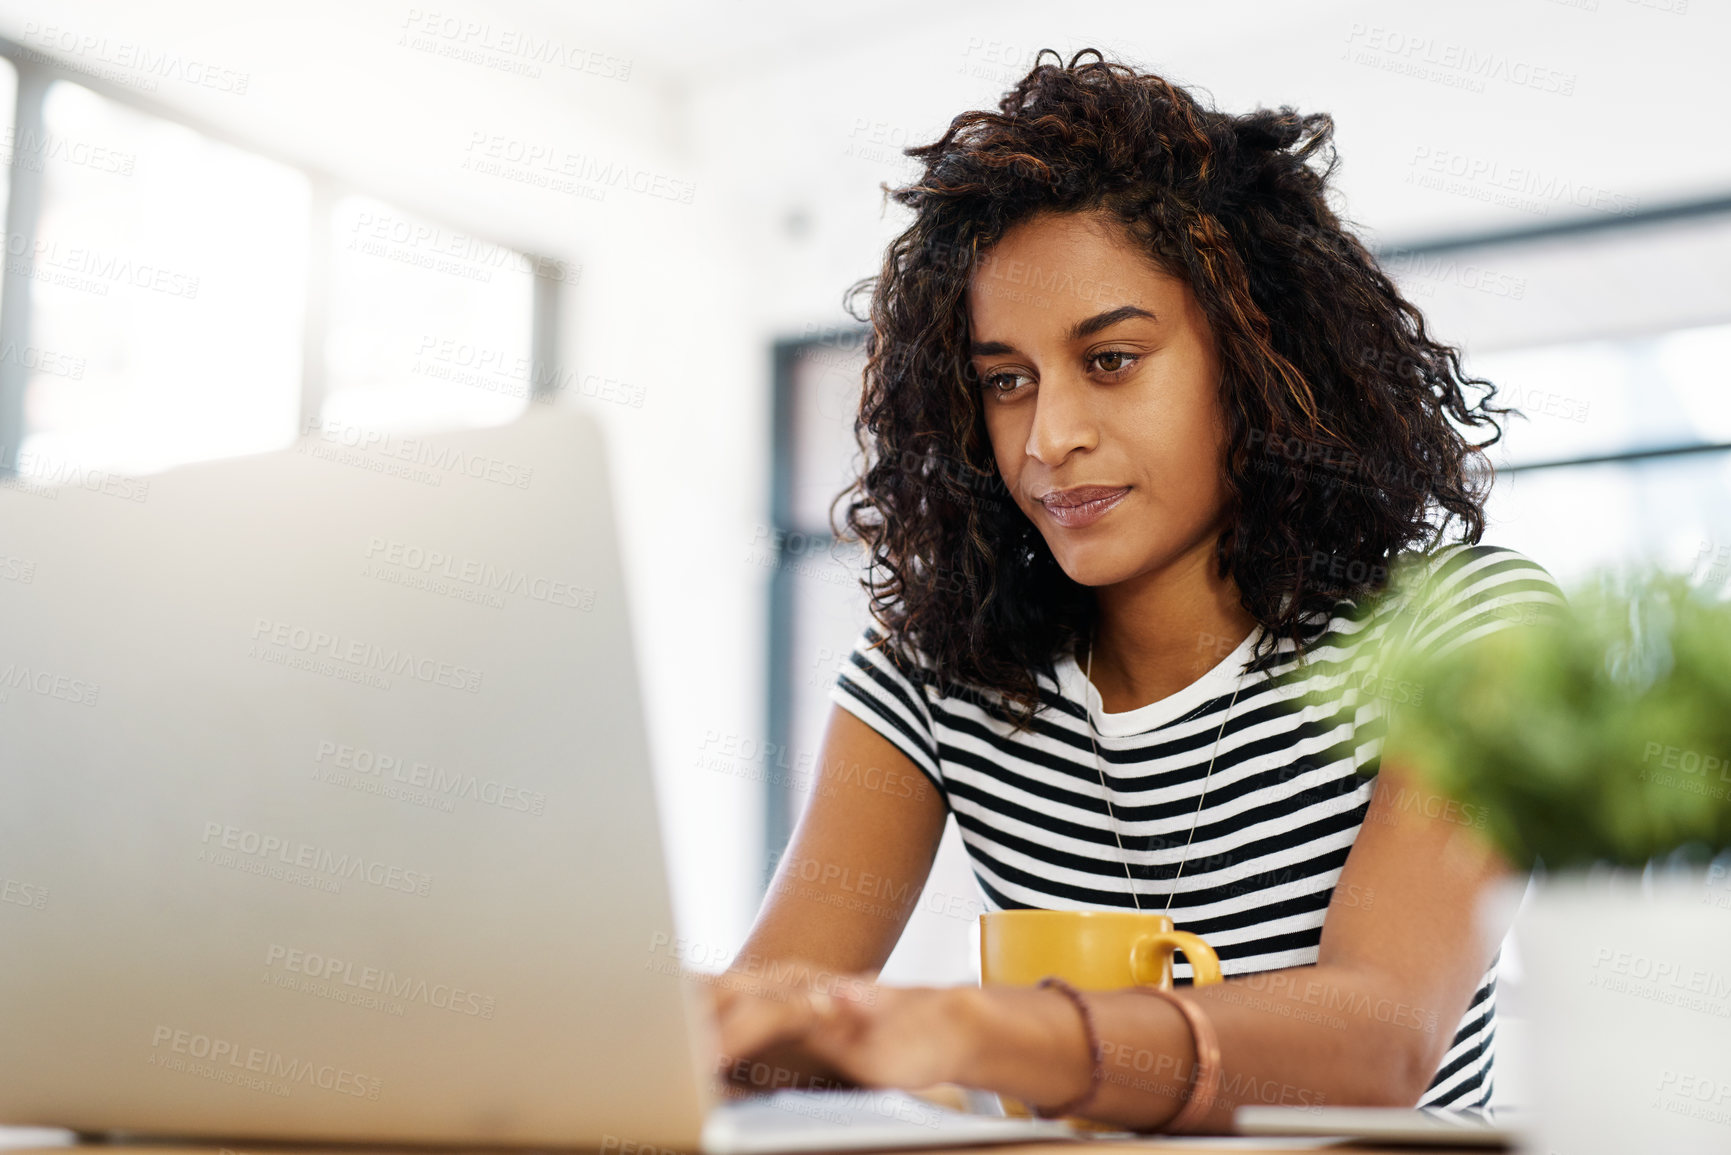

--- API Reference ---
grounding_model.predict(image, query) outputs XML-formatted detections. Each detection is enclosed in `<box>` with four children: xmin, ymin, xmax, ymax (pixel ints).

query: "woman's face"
<box><xmin>965</xmin><ymin>210</ymin><xmax>1233</xmax><ymax>590</ymax></box>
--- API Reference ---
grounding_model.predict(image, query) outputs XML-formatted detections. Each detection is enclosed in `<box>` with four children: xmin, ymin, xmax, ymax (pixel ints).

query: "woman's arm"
<box><xmin>712</xmin><ymin>703</ymin><xmax>949</xmax><ymax>1090</ymax></box>
<box><xmin>731</xmin><ymin>704</ymin><xmax>949</xmax><ymax>976</ymax></box>
<box><xmin>711</xmin><ymin>761</ymin><xmax>1517</xmax><ymax>1131</ymax></box>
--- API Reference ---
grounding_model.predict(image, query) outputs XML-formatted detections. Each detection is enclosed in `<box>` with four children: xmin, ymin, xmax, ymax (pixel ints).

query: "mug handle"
<box><xmin>1128</xmin><ymin>930</ymin><xmax>1224</xmax><ymax>987</ymax></box>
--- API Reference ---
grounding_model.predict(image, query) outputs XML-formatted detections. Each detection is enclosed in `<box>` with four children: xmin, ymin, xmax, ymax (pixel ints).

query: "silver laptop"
<box><xmin>0</xmin><ymin>409</ymin><xmax>1072</xmax><ymax>1153</ymax></box>
<box><xmin>1234</xmin><ymin>1106</ymin><xmax>1520</xmax><ymax>1148</ymax></box>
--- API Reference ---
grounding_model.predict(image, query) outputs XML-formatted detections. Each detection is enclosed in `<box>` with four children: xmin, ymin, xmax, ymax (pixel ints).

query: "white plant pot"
<box><xmin>1492</xmin><ymin>868</ymin><xmax>1731</xmax><ymax>1154</ymax></box>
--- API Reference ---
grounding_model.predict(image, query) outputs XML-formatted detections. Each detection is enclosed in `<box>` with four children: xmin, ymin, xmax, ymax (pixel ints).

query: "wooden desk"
<box><xmin>0</xmin><ymin>1139</ymin><xmax>1505</xmax><ymax>1154</ymax></box>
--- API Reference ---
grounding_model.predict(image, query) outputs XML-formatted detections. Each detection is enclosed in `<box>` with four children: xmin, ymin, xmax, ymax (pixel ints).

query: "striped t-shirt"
<box><xmin>828</xmin><ymin>542</ymin><xmax>1565</xmax><ymax>1109</ymax></box>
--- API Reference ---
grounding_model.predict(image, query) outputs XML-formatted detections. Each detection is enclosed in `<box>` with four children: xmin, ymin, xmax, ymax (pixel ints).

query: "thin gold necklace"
<box><xmin>1082</xmin><ymin>624</ymin><xmax>1252</xmax><ymax>914</ymax></box>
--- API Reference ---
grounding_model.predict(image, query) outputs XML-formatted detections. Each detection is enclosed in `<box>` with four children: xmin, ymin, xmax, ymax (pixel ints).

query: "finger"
<box><xmin>796</xmin><ymin>988</ymin><xmax>870</xmax><ymax>1059</ymax></box>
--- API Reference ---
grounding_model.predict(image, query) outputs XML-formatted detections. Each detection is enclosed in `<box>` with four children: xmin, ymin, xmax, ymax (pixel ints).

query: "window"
<box><xmin>322</xmin><ymin>195</ymin><xmax>533</xmax><ymax>436</ymax></box>
<box><xmin>19</xmin><ymin>80</ymin><xmax>307</xmax><ymax>479</ymax></box>
<box><xmin>1475</xmin><ymin>322</ymin><xmax>1731</xmax><ymax>586</ymax></box>
<box><xmin>764</xmin><ymin>330</ymin><xmax>987</xmax><ymax>987</ymax></box>
<box><xmin>1387</xmin><ymin>209</ymin><xmax>1731</xmax><ymax>589</ymax></box>
<box><xmin>0</xmin><ymin>49</ymin><xmax>553</xmax><ymax>485</ymax></box>
<box><xmin>0</xmin><ymin>54</ymin><xmax>17</xmax><ymax>278</ymax></box>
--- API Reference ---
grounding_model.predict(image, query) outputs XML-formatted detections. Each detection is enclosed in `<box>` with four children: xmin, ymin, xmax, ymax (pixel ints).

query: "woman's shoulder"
<box><xmin>841</xmin><ymin>620</ymin><xmax>954</xmax><ymax>706</ymax></box>
<box><xmin>1375</xmin><ymin>540</ymin><xmax>1568</xmax><ymax>646</ymax></box>
<box><xmin>1394</xmin><ymin>539</ymin><xmax>1556</xmax><ymax>578</ymax></box>
<box><xmin>1386</xmin><ymin>541</ymin><xmax>1564</xmax><ymax>606</ymax></box>
<box><xmin>850</xmin><ymin>620</ymin><xmax>934</xmax><ymax>677</ymax></box>
<box><xmin>842</xmin><ymin>620</ymin><xmax>1041</xmax><ymax>718</ymax></box>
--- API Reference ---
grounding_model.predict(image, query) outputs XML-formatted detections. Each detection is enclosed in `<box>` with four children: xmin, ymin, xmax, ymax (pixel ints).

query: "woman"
<box><xmin>707</xmin><ymin>49</ymin><xmax>1563</xmax><ymax>1133</ymax></box>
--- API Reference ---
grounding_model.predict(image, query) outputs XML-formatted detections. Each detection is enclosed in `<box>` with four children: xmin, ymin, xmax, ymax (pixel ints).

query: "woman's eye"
<box><xmin>984</xmin><ymin>372</ymin><xmax>1030</xmax><ymax>396</ymax></box>
<box><xmin>1092</xmin><ymin>350</ymin><xmax>1138</xmax><ymax>374</ymax></box>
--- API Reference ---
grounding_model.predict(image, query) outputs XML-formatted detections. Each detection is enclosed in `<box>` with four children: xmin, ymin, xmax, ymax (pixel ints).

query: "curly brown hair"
<box><xmin>832</xmin><ymin>47</ymin><xmax>1510</xmax><ymax>731</ymax></box>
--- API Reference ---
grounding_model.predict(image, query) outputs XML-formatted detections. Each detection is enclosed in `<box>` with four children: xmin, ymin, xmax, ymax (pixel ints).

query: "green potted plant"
<box><xmin>1355</xmin><ymin>561</ymin><xmax>1731</xmax><ymax>1154</ymax></box>
<box><xmin>1378</xmin><ymin>564</ymin><xmax>1731</xmax><ymax>868</ymax></box>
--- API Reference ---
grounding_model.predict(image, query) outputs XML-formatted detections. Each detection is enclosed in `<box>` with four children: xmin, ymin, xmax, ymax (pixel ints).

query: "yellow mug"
<box><xmin>978</xmin><ymin>910</ymin><xmax>1223</xmax><ymax>1123</ymax></box>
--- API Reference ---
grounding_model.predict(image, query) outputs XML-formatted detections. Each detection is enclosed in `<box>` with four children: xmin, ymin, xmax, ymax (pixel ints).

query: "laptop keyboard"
<box><xmin>702</xmin><ymin>1088</ymin><xmax>1078</xmax><ymax>1154</ymax></box>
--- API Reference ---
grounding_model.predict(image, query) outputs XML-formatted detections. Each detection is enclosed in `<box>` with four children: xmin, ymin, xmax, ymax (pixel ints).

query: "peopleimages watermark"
<box><xmin>248</xmin><ymin>617</ymin><xmax>484</xmax><ymax>694</ymax></box>
<box><xmin>1381</xmin><ymin>248</ymin><xmax>1526</xmax><ymax>300</ymax></box>
<box><xmin>1</xmin><ymin>875</ymin><xmax>50</xmax><ymax>911</ymax></box>
<box><xmin>264</xmin><ymin>942</ymin><xmax>496</xmax><ymax>1018</ymax></box>
<box><xmin>5</xmin><ymin>231</ymin><xmax>201</xmax><ymax>299</ymax></box>
<box><xmin>1652</xmin><ymin>1069</ymin><xmax>1731</xmax><ymax>1130</ymax></box>
<box><xmin>644</xmin><ymin>933</ymin><xmax>877</xmax><ymax>1005</ymax></box>
<box><xmin>765</xmin><ymin>851</ymin><xmax>920</xmax><ymax>926</ymax></box>
<box><xmin>1707</xmin><ymin>863</ymin><xmax>1731</xmax><ymax>913</ymax></box>
<box><xmin>743</xmin><ymin>525</ymin><xmax>861</xmax><ymax>588</ymax></box>
<box><xmin>298</xmin><ymin>417</ymin><xmax>534</xmax><ymax>490</ymax></box>
<box><xmin>1498</xmin><ymin>383</ymin><xmax>1591</xmax><ymax>424</ymax></box>
<box><xmin>971</xmin><ymin>243</ymin><xmax>1133</xmax><ymax>309</ymax></box>
<box><xmin>1694</xmin><ymin>539</ymin><xmax>1731</xmax><ymax>590</ymax></box>
<box><xmin>199</xmin><ymin>820</ymin><xmax>434</xmax><ymax>898</ymax></box>
<box><xmin>411</xmin><ymin>336</ymin><xmax>644</xmax><ymax>409</ymax></box>
<box><xmin>2</xmin><ymin>127</ymin><xmax>136</xmax><ymax>178</ymax></box>
<box><xmin>1639</xmin><ymin>741</ymin><xmax>1731</xmax><ymax>802</ymax></box>
<box><xmin>694</xmin><ymin>730</ymin><xmax>834</xmax><ymax>800</ymax></box>
<box><xmin>0</xmin><ymin>445</ymin><xmax>149</xmax><ymax>502</ymax></box>
<box><xmin>1254</xmin><ymin>759</ymin><xmax>1488</xmax><ymax>833</ymax></box>
<box><xmin>461</xmin><ymin>131</ymin><xmax>696</xmax><ymax>206</ymax></box>
<box><xmin>344</xmin><ymin>208</ymin><xmax>574</xmax><ymax>285</ymax></box>
<box><xmin>694</xmin><ymin>728</ymin><xmax>920</xmax><ymax>802</ymax></box>
<box><xmin>18</xmin><ymin>22</ymin><xmax>251</xmax><ymax>95</ymax></box>
<box><xmin>1405</xmin><ymin>145</ymin><xmax>1640</xmax><ymax>218</ymax></box>
<box><xmin>1222</xmin><ymin>866</ymin><xmax>1377</xmax><ymax>911</ymax></box>
<box><xmin>1097</xmin><ymin>1039</ymin><xmax>1327</xmax><ymax>1112</ymax></box>
<box><xmin>1342</xmin><ymin>23</ymin><xmax>1577</xmax><ymax>96</ymax></box>
<box><xmin>148</xmin><ymin>1026</ymin><xmax>380</xmax><ymax>1100</ymax></box>
<box><xmin>362</xmin><ymin>537</ymin><xmax>595</xmax><ymax>612</ymax></box>
<box><xmin>313</xmin><ymin>739</ymin><xmax>547</xmax><ymax>816</ymax></box>
<box><xmin>955</xmin><ymin>36</ymin><xmax>1045</xmax><ymax>84</ymax></box>
<box><xmin>841</xmin><ymin>118</ymin><xmax>927</xmax><ymax>169</ymax></box>
<box><xmin>1244</xmin><ymin>427</ymin><xmax>1437</xmax><ymax>497</ymax></box>
<box><xmin>0</xmin><ymin>339</ymin><xmax>88</xmax><ymax>380</ymax></box>
<box><xmin>766</xmin><ymin>844</ymin><xmax>985</xmax><ymax>926</ymax></box>
<box><xmin>1588</xmin><ymin>946</ymin><xmax>1731</xmax><ymax>1017</ymax></box>
<box><xmin>0</xmin><ymin>660</ymin><xmax>101</xmax><ymax>708</ymax></box>
<box><xmin>398</xmin><ymin>8</ymin><xmax>633</xmax><ymax>82</ymax></box>
<box><xmin>1235</xmin><ymin>971</ymin><xmax>1441</xmax><ymax>1035</ymax></box>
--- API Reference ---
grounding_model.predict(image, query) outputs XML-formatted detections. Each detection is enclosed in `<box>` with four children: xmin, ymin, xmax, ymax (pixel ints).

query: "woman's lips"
<box><xmin>1039</xmin><ymin>486</ymin><xmax>1131</xmax><ymax>529</ymax></box>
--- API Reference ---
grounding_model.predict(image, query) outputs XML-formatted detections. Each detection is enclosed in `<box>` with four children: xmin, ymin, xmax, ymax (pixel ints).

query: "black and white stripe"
<box><xmin>828</xmin><ymin>543</ymin><xmax>1564</xmax><ymax>1109</ymax></box>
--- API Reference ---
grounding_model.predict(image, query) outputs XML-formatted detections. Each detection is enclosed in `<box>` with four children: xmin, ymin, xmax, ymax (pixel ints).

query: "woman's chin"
<box><xmin>1048</xmin><ymin>548</ymin><xmax>1137</xmax><ymax>589</ymax></box>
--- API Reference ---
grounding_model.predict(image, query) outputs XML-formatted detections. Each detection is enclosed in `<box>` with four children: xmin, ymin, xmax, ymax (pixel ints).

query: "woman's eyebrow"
<box><xmin>968</xmin><ymin>304</ymin><xmax>1158</xmax><ymax>357</ymax></box>
<box><xmin>1067</xmin><ymin>304</ymin><xmax>1157</xmax><ymax>341</ymax></box>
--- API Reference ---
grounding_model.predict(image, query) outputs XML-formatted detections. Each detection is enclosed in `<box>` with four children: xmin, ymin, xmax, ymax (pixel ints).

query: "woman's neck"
<box><xmin>1084</xmin><ymin>545</ymin><xmax>1258</xmax><ymax>714</ymax></box>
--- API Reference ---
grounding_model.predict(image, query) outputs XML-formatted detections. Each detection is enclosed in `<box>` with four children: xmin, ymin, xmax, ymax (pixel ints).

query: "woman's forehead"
<box><xmin>964</xmin><ymin>223</ymin><xmax>1194</xmax><ymax>345</ymax></box>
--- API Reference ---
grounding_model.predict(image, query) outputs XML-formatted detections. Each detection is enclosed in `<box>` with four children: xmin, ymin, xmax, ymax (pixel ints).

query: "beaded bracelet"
<box><xmin>1033</xmin><ymin>976</ymin><xmax>1103</xmax><ymax>1119</ymax></box>
<box><xmin>1130</xmin><ymin>986</ymin><xmax>1222</xmax><ymax>1134</ymax></box>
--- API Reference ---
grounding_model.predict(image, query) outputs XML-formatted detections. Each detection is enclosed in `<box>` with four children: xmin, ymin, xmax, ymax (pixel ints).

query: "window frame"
<box><xmin>1374</xmin><ymin>202</ymin><xmax>1731</xmax><ymax>480</ymax></box>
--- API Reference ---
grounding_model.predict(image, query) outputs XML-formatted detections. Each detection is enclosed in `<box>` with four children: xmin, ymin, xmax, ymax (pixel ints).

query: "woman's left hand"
<box><xmin>699</xmin><ymin>964</ymin><xmax>979</xmax><ymax>1092</ymax></box>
